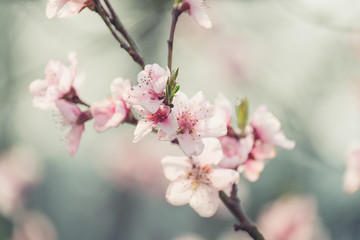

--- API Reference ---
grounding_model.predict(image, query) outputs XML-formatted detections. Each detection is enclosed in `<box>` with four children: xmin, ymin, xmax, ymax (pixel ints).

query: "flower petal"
<box><xmin>208</xmin><ymin>168</ymin><xmax>239</xmax><ymax>191</ymax></box>
<box><xmin>161</xmin><ymin>156</ymin><xmax>192</xmax><ymax>181</ymax></box>
<box><xmin>166</xmin><ymin>179</ymin><xmax>193</xmax><ymax>206</ymax></box>
<box><xmin>189</xmin><ymin>184</ymin><xmax>218</xmax><ymax>217</ymax></box>
<box><xmin>133</xmin><ymin>119</ymin><xmax>154</xmax><ymax>143</ymax></box>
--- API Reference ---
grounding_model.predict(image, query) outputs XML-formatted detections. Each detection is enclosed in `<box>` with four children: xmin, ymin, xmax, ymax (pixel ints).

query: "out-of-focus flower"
<box><xmin>98</xmin><ymin>136</ymin><xmax>169</xmax><ymax>195</ymax></box>
<box><xmin>162</xmin><ymin>138</ymin><xmax>239</xmax><ymax>217</ymax></box>
<box><xmin>128</xmin><ymin>64</ymin><xmax>170</xmax><ymax>114</ymax></box>
<box><xmin>170</xmin><ymin>91</ymin><xmax>227</xmax><ymax>156</ymax></box>
<box><xmin>257</xmin><ymin>196</ymin><xmax>329</xmax><ymax>240</ymax></box>
<box><xmin>214</xmin><ymin>93</ymin><xmax>233</xmax><ymax>127</ymax></box>
<box><xmin>90</xmin><ymin>78</ymin><xmax>131</xmax><ymax>132</ymax></box>
<box><xmin>46</xmin><ymin>0</ymin><xmax>91</xmax><ymax>19</ymax></box>
<box><xmin>251</xmin><ymin>105</ymin><xmax>295</xmax><ymax>152</ymax></box>
<box><xmin>0</xmin><ymin>147</ymin><xmax>40</xmax><ymax>216</ymax></box>
<box><xmin>182</xmin><ymin>0</ymin><xmax>212</xmax><ymax>29</ymax></box>
<box><xmin>132</xmin><ymin>104</ymin><xmax>177</xmax><ymax>143</ymax></box>
<box><xmin>56</xmin><ymin>99</ymin><xmax>88</xmax><ymax>156</ymax></box>
<box><xmin>29</xmin><ymin>52</ymin><xmax>82</xmax><ymax>110</ymax></box>
<box><xmin>343</xmin><ymin>141</ymin><xmax>360</xmax><ymax>194</ymax></box>
<box><xmin>12</xmin><ymin>211</ymin><xmax>57</xmax><ymax>240</ymax></box>
<box><xmin>219</xmin><ymin>135</ymin><xmax>253</xmax><ymax>170</ymax></box>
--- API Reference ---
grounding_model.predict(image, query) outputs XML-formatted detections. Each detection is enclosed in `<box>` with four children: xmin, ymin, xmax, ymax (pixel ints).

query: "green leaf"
<box><xmin>236</xmin><ymin>98</ymin><xmax>249</xmax><ymax>133</ymax></box>
<box><xmin>173</xmin><ymin>85</ymin><xmax>180</xmax><ymax>94</ymax></box>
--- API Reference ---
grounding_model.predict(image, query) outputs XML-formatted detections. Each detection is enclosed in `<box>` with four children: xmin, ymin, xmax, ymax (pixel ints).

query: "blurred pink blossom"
<box><xmin>257</xmin><ymin>196</ymin><xmax>329</xmax><ymax>240</ymax></box>
<box><xmin>29</xmin><ymin>52</ymin><xmax>82</xmax><ymax>110</ymax></box>
<box><xmin>46</xmin><ymin>0</ymin><xmax>90</xmax><ymax>19</ymax></box>
<box><xmin>251</xmin><ymin>105</ymin><xmax>295</xmax><ymax>152</ymax></box>
<box><xmin>98</xmin><ymin>136</ymin><xmax>169</xmax><ymax>195</ymax></box>
<box><xmin>170</xmin><ymin>91</ymin><xmax>227</xmax><ymax>156</ymax></box>
<box><xmin>55</xmin><ymin>99</ymin><xmax>86</xmax><ymax>156</ymax></box>
<box><xmin>162</xmin><ymin>138</ymin><xmax>239</xmax><ymax>217</ymax></box>
<box><xmin>0</xmin><ymin>147</ymin><xmax>40</xmax><ymax>216</ymax></box>
<box><xmin>343</xmin><ymin>141</ymin><xmax>360</xmax><ymax>194</ymax></box>
<box><xmin>12</xmin><ymin>211</ymin><xmax>57</xmax><ymax>240</ymax></box>
<box><xmin>182</xmin><ymin>0</ymin><xmax>212</xmax><ymax>29</ymax></box>
<box><xmin>128</xmin><ymin>64</ymin><xmax>170</xmax><ymax>114</ymax></box>
<box><xmin>90</xmin><ymin>78</ymin><xmax>131</xmax><ymax>133</ymax></box>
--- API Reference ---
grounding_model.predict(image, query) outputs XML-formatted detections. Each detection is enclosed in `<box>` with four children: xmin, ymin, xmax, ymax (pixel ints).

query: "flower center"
<box><xmin>146</xmin><ymin>105</ymin><xmax>170</xmax><ymax>124</ymax></box>
<box><xmin>177</xmin><ymin>110</ymin><xmax>198</xmax><ymax>134</ymax></box>
<box><xmin>187</xmin><ymin>165</ymin><xmax>212</xmax><ymax>190</ymax></box>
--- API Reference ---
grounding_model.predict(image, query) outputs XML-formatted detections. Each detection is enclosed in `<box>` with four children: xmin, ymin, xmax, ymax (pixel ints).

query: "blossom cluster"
<box><xmin>29</xmin><ymin>57</ymin><xmax>295</xmax><ymax>216</ymax></box>
<box><xmin>28</xmin><ymin>0</ymin><xmax>298</xmax><ymax>223</ymax></box>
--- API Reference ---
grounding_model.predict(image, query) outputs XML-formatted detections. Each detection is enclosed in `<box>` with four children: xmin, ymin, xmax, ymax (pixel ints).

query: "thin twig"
<box><xmin>167</xmin><ymin>6</ymin><xmax>182</xmax><ymax>71</ymax></box>
<box><xmin>94</xmin><ymin>0</ymin><xmax>145</xmax><ymax>69</ymax></box>
<box><xmin>103</xmin><ymin>0</ymin><xmax>145</xmax><ymax>68</ymax></box>
<box><xmin>219</xmin><ymin>185</ymin><xmax>265</xmax><ymax>240</ymax></box>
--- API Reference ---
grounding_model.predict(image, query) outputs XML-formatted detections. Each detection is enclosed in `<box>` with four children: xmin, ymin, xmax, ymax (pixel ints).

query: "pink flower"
<box><xmin>257</xmin><ymin>196</ymin><xmax>329</xmax><ymax>240</ymax></box>
<box><xmin>29</xmin><ymin>52</ymin><xmax>82</xmax><ymax>110</ymax></box>
<box><xmin>182</xmin><ymin>0</ymin><xmax>212</xmax><ymax>29</ymax></box>
<box><xmin>56</xmin><ymin>100</ymin><xmax>87</xmax><ymax>156</ymax></box>
<box><xmin>343</xmin><ymin>141</ymin><xmax>360</xmax><ymax>194</ymax></box>
<box><xmin>90</xmin><ymin>78</ymin><xmax>131</xmax><ymax>132</ymax></box>
<box><xmin>214</xmin><ymin>93</ymin><xmax>233</xmax><ymax>127</ymax></box>
<box><xmin>170</xmin><ymin>91</ymin><xmax>227</xmax><ymax>156</ymax></box>
<box><xmin>46</xmin><ymin>0</ymin><xmax>90</xmax><ymax>19</ymax></box>
<box><xmin>132</xmin><ymin>104</ymin><xmax>178</xmax><ymax>143</ymax></box>
<box><xmin>0</xmin><ymin>147</ymin><xmax>40</xmax><ymax>216</ymax></box>
<box><xmin>128</xmin><ymin>64</ymin><xmax>170</xmax><ymax>114</ymax></box>
<box><xmin>251</xmin><ymin>105</ymin><xmax>295</xmax><ymax>150</ymax></box>
<box><xmin>162</xmin><ymin>139</ymin><xmax>239</xmax><ymax>217</ymax></box>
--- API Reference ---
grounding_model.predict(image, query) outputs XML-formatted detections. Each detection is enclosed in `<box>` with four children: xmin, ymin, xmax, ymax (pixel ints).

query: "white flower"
<box><xmin>162</xmin><ymin>139</ymin><xmax>239</xmax><ymax>217</ymax></box>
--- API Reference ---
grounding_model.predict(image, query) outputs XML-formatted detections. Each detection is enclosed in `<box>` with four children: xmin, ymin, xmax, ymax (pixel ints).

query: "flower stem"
<box><xmin>219</xmin><ymin>184</ymin><xmax>265</xmax><ymax>240</ymax></box>
<box><xmin>167</xmin><ymin>6</ymin><xmax>182</xmax><ymax>71</ymax></box>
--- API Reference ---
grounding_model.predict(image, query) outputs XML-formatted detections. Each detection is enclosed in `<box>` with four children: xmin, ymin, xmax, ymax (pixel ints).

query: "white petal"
<box><xmin>189</xmin><ymin>185</ymin><xmax>219</xmax><ymax>217</ymax></box>
<box><xmin>197</xmin><ymin>138</ymin><xmax>223</xmax><ymax>166</ymax></box>
<box><xmin>196</xmin><ymin>116</ymin><xmax>227</xmax><ymax>138</ymax></box>
<box><xmin>208</xmin><ymin>169</ymin><xmax>239</xmax><ymax>191</ymax></box>
<box><xmin>161</xmin><ymin>156</ymin><xmax>192</xmax><ymax>181</ymax></box>
<box><xmin>166</xmin><ymin>179</ymin><xmax>193</xmax><ymax>206</ymax></box>
<box><xmin>133</xmin><ymin>119</ymin><xmax>154</xmax><ymax>143</ymax></box>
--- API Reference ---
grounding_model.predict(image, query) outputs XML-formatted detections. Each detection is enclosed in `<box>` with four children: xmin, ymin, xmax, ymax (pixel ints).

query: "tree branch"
<box><xmin>219</xmin><ymin>184</ymin><xmax>265</xmax><ymax>240</ymax></box>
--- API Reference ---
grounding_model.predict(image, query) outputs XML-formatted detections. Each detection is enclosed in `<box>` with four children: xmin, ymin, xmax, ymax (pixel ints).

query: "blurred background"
<box><xmin>1</xmin><ymin>0</ymin><xmax>360</xmax><ymax>239</ymax></box>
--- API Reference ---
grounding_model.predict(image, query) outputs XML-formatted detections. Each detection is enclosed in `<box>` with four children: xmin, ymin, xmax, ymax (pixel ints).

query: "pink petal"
<box><xmin>91</xmin><ymin>99</ymin><xmax>126</xmax><ymax>133</ymax></box>
<box><xmin>177</xmin><ymin>133</ymin><xmax>204</xmax><ymax>157</ymax></box>
<box><xmin>55</xmin><ymin>100</ymin><xmax>81</xmax><ymax>123</ymax></box>
<box><xmin>208</xmin><ymin>168</ymin><xmax>239</xmax><ymax>191</ymax></box>
<box><xmin>111</xmin><ymin>78</ymin><xmax>132</xmax><ymax>100</ymax></box>
<box><xmin>189</xmin><ymin>184</ymin><xmax>218</xmax><ymax>217</ymax></box>
<box><xmin>156</xmin><ymin>111</ymin><xmax>178</xmax><ymax>137</ymax></box>
<box><xmin>133</xmin><ymin>119</ymin><xmax>154</xmax><ymax>143</ymax></box>
<box><xmin>186</xmin><ymin>0</ymin><xmax>212</xmax><ymax>29</ymax></box>
<box><xmin>66</xmin><ymin>124</ymin><xmax>84</xmax><ymax>156</ymax></box>
<box><xmin>214</xmin><ymin>93</ymin><xmax>233</xmax><ymax>126</ymax></box>
<box><xmin>165</xmin><ymin>179</ymin><xmax>193</xmax><ymax>206</ymax></box>
<box><xmin>161</xmin><ymin>156</ymin><xmax>192</xmax><ymax>181</ymax></box>
<box><xmin>239</xmin><ymin>160</ymin><xmax>265</xmax><ymax>182</ymax></box>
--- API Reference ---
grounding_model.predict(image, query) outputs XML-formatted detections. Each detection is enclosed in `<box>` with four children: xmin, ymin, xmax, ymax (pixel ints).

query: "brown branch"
<box><xmin>167</xmin><ymin>6</ymin><xmax>182</xmax><ymax>71</ymax></box>
<box><xmin>219</xmin><ymin>185</ymin><xmax>265</xmax><ymax>240</ymax></box>
<box><xmin>94</xmin><ymin>0</ymin><xmax>145</xmax><ymax>69</ymax></box>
